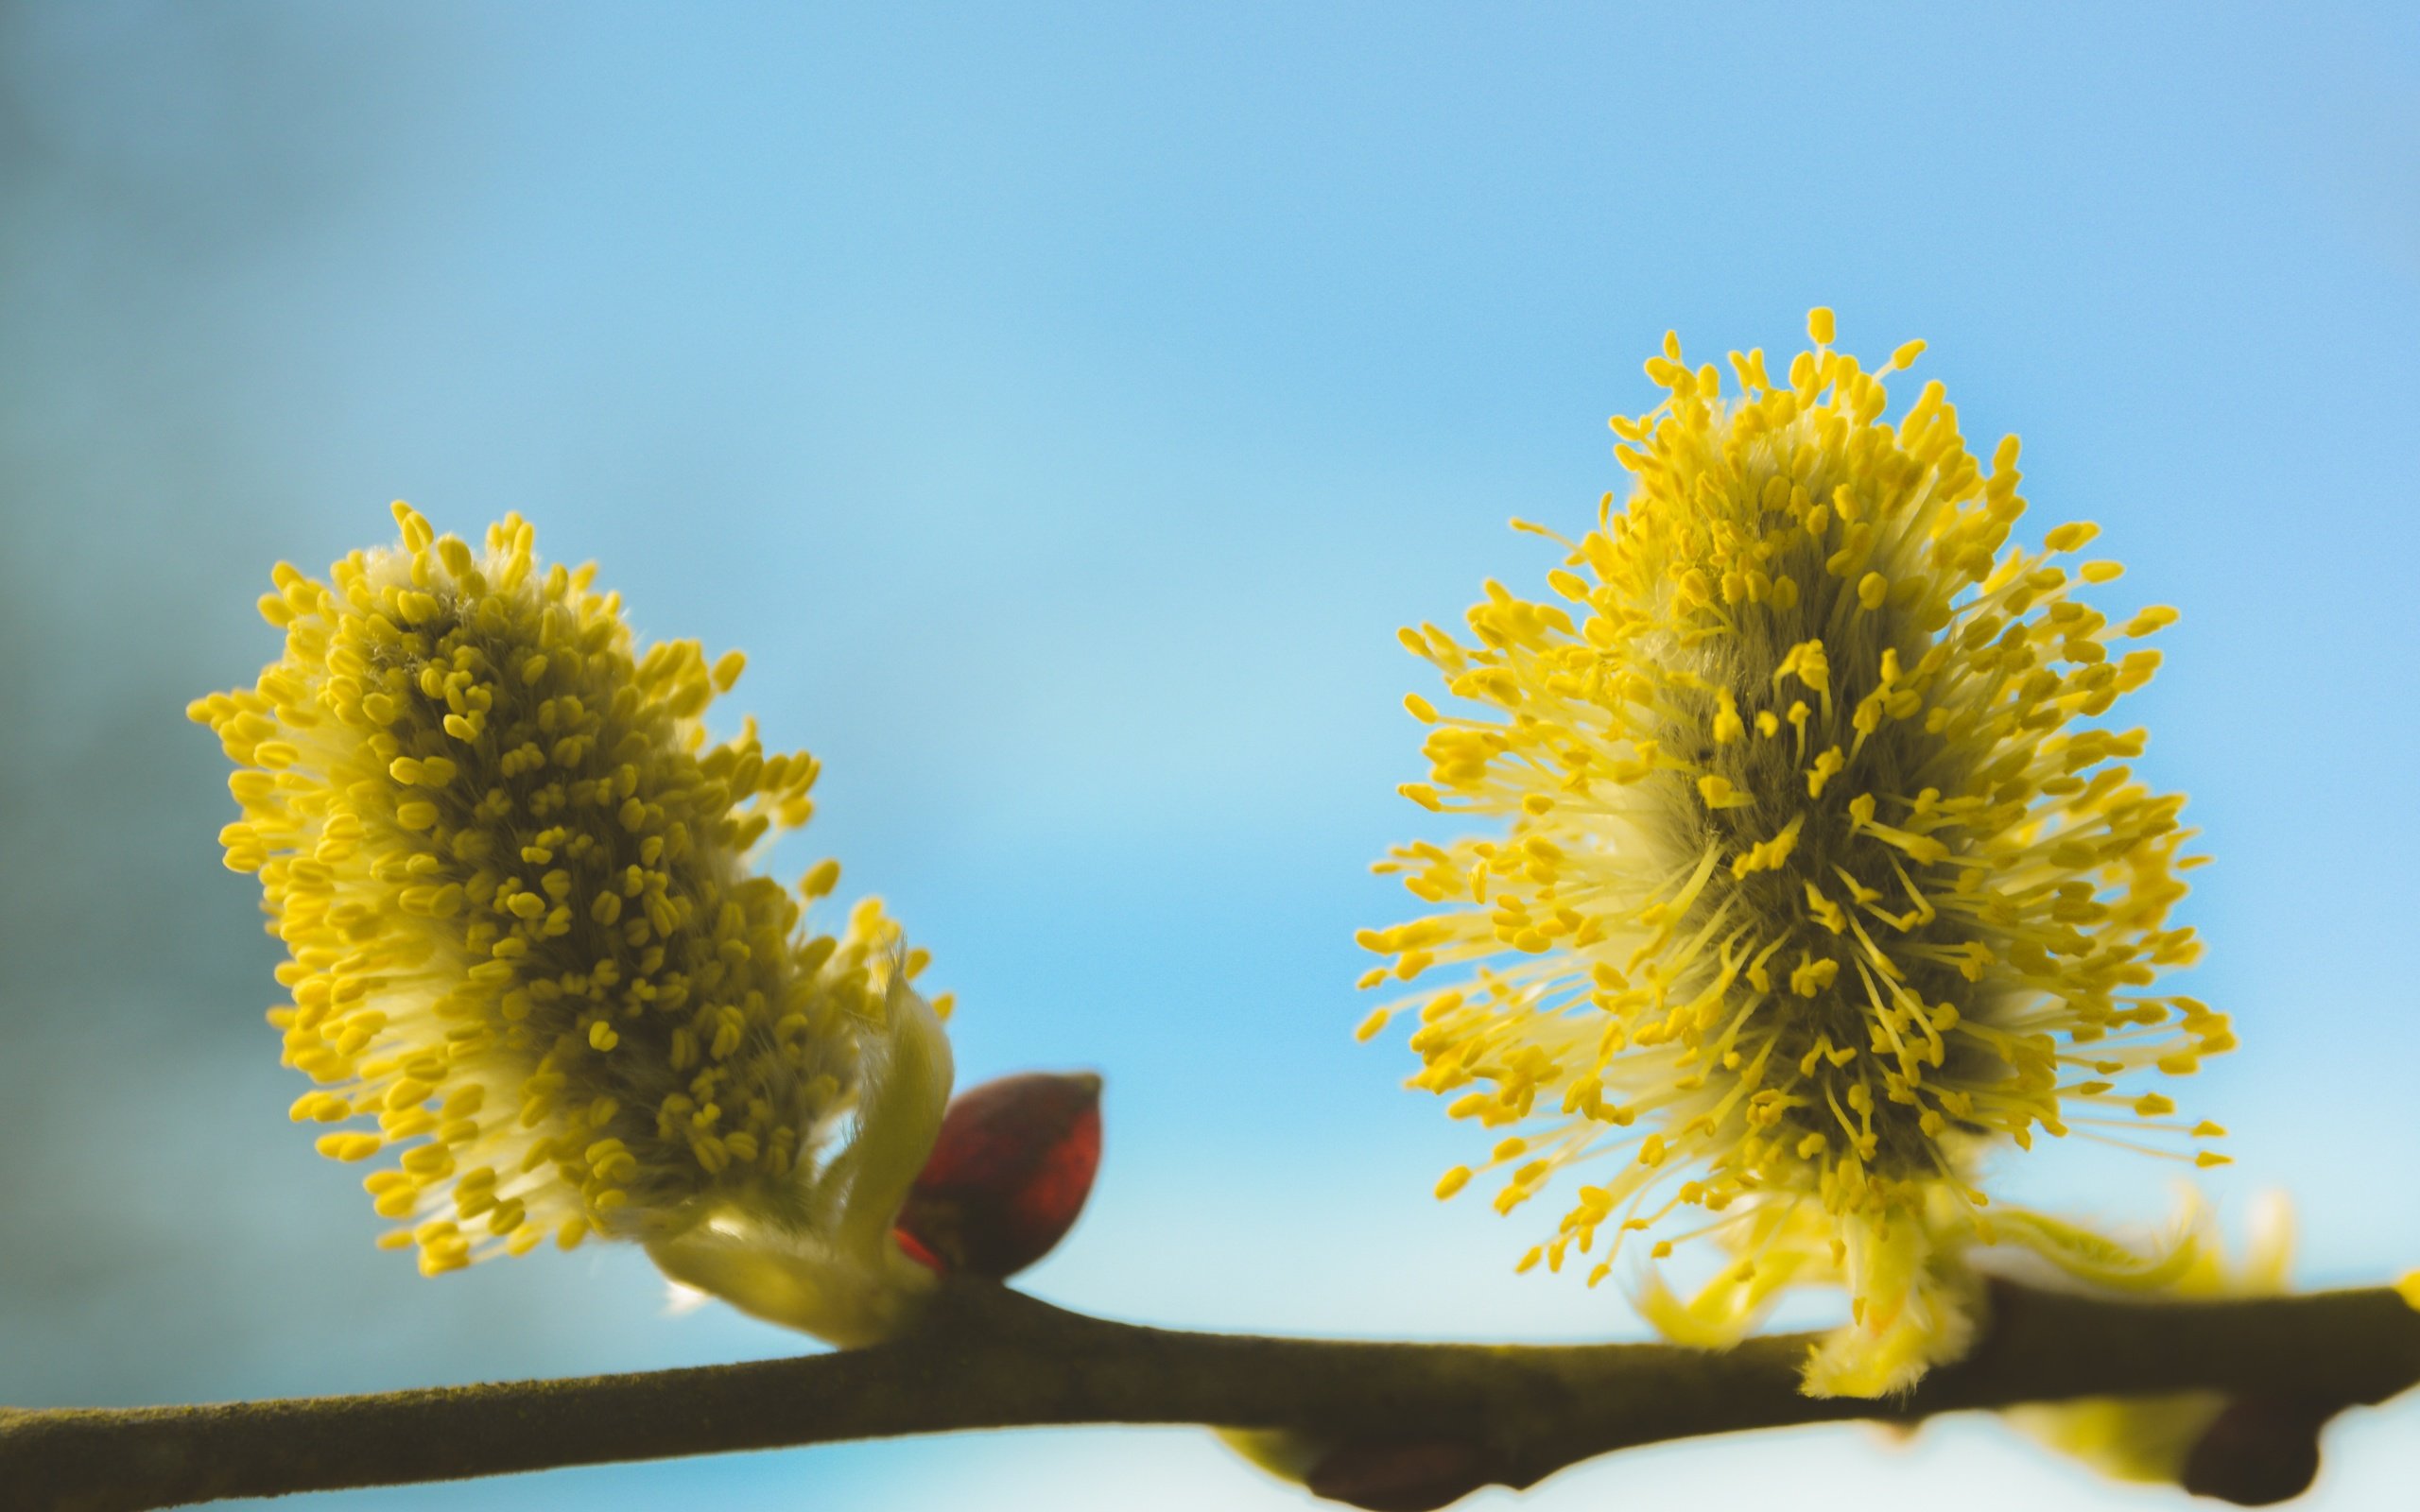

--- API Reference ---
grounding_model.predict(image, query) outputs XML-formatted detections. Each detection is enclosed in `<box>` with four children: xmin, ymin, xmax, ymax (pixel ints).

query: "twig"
<box><xmin>4</xmin><ymin>1281</ymin><xmax>2413</xmax><ymax>1512</ymax></box>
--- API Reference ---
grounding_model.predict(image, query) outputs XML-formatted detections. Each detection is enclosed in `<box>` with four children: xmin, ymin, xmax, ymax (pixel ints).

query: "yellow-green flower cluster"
<box><xmin>1358</xmin><ymin>311</ymin><xmax>2233</xmax><ymax>1394</ymax></box>
<box><xmin>2005</xmin><ymin>1194</ymin><xmax>2289</xmax><ymax>1486</ymax></box>
<box><xmin>193</xmin><ymin>505</ymin><xmax>950</xmax><ymax>1286</ymax></box>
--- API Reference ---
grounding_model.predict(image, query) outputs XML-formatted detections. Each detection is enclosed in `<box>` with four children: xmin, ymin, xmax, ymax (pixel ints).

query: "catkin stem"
<box><xmin>3</xmin><ymin>1281</ymin><xmax>2414</xmax><ymax>1512</ymax></box>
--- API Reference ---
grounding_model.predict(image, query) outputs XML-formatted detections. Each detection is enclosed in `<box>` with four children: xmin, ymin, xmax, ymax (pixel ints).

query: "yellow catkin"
<box><xmin>1361</xmin><ymin>315</ymin><xmax>2229</xmax><ymax>1396</ymax></box>
<box><xmin>195</xmin><ymin>506</ymin><xmax>931</xmax><ymax>1278</ymax></box>
<box><xmin>2007</xmin><ymin>1194</ymin><xmax>2291</xmax><ymax>1486</ymax></box>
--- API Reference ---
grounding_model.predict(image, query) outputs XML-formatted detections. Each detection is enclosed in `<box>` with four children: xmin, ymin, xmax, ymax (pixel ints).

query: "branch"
<box><xmin>5</xmin><ymin>1281</ymin><xmax>2414</xmax><ymax>1512</ymax></box>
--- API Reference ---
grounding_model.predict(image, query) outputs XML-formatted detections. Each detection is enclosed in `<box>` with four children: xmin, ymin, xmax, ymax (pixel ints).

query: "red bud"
<box><xmin>893</xmin><ymin>1071</ymin><xmax>1101</xmax><ymax>1280</ymax></box>
<box><xmin>2181</xmin><ymin>1396</ymin><xmax>2333</xmax><ymax>1506</ymax></box>
<box><xmin>1305</xmin><ymin>1440</ymin><xmax>1488</xmax><ymax>1512</ymax></box>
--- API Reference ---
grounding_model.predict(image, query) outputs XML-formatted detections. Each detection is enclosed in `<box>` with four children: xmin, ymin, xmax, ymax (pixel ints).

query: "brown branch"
<box><xmin>4</xmin><ymin>1281</ymin><xmax>2414</xmax><ymax>1512</ymax></box>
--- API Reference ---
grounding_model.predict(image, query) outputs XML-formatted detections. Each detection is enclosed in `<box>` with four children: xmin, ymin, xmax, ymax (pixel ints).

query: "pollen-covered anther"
<box><xmin>199</xmin><ymin>504</ymin><xmax>944</xmax><ymax>1299</ymax></box>
<box><xmin>1361</xmin><ymin>311</ymin><xmax>2228</xmax><ymax>1398</ymax></box>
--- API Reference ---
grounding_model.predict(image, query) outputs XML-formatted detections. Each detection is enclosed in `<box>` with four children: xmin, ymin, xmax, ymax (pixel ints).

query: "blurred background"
<box><xmin>4</xmin><ymin>3</ymin><xmax>2416</xmax><ymax>1507</ymax></box>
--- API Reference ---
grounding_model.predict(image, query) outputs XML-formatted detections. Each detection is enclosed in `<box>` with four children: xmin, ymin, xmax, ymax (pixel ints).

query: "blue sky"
<box><xmin>3</xmin><ymin>3</ymin><xmax>2416</xmax><ymax>1507</ymax></box>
